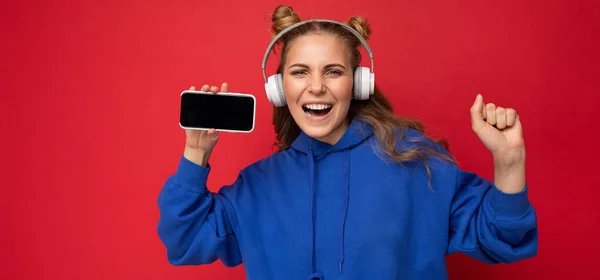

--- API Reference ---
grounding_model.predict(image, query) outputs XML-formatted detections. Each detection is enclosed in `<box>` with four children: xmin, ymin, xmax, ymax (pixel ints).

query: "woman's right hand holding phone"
<box><xmin>183</xmin><ymin>82</ymin><xmax>228</xmax><ymax>167</ymax></box>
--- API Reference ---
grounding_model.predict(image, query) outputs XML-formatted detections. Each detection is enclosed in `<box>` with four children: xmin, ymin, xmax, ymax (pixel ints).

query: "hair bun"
<box><xmin>346</xmin><ymin>16</ymin><xmax>372</xmax><ymax>40</ymax></box>
<box><xmin>271</xmin><ymin>5</ymin><xmax>301</xmax><ymax>35</ymax></box>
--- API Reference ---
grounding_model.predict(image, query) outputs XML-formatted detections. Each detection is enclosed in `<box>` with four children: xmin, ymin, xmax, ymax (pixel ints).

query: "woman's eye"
<box><xmin>290</xmin><ymin>70</ymin><xmax>341</xmax><ymax>76</ymax></box>
<box><xmin>291</xmin><ymin>70</ymin><xmax>306</xmax><ymax>75</ymax></box>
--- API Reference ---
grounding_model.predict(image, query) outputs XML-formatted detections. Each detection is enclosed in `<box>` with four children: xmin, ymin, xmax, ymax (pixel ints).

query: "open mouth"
<box><xmin>302</xmin><ymin>103</ymin><xmax>333</xmax><ymax>117</ymax></box>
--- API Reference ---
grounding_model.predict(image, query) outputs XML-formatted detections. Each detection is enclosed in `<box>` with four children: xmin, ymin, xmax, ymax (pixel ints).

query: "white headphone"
<box><xmin>261</xmin><ymin>19</ymin><xmax>375</xmax><ymax>107</ymax></box>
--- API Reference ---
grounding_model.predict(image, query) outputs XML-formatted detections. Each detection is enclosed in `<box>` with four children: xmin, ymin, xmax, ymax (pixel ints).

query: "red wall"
<box><xmin>2</xmin><ymin>0</ymin><xmax>599</xmax><ymax>279</ymax></box>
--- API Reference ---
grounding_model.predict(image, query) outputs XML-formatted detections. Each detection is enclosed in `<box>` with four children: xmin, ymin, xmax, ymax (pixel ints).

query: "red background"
<box><xmin>2</xmin><ymin>0</ymin><xmax>599</xmax><ymax>279</ymax></box>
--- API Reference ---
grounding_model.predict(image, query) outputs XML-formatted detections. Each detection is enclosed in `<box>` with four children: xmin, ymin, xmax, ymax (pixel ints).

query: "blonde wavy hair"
<box><xmin>268</xmin><ymin>5</ymin><xmax>456</xmax><ymax>177</ymax></box>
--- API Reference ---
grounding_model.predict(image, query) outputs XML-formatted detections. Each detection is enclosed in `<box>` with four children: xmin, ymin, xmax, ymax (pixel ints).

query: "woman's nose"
<box><xmin>308</xmin><ymin>75</ymin><xmax>325</xmax><ymax>94</ymax></box>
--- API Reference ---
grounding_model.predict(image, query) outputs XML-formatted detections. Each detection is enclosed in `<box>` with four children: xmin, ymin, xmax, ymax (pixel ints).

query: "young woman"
<box><xmin>157</xmin><ymin>5</ymin><xmax>538</xmax><ymax>280</ymax></box>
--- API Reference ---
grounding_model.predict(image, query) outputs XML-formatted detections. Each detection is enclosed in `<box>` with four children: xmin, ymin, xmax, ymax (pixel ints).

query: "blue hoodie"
<box><xmin>157</xmin><ymin>119</ymin><xmax>538</xmax><ymax>280</ymax></box>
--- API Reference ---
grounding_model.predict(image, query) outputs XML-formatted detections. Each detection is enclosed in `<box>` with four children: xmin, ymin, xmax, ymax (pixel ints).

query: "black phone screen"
<box><xmin>180</xmin><ymin>92</ymin><xmax>255</xmax><ymax>132</ymax></box>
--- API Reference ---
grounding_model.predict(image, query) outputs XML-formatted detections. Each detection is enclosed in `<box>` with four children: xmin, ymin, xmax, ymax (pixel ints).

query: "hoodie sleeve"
<box><xmin>157</xmin><ymin>155</ymin><xmax>242</xmax><ymax>267</ymax></box>
<box><xmin>447</xmin><ymin>167</ymin><xmax>538</xmax><ymax>264</ymax></box>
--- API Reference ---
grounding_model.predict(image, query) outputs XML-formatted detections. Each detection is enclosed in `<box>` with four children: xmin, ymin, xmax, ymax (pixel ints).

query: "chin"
<box><xmin>299</xmin><ymin>124</ymin><xmax>336</xmax><ymax>140</ymax></box>
<box><xmin>295</xmin><ymin>109</ymin><xmax>349</xmax><ymax>144</ymax></box>
<box><xmin>288</xmin><ymin>100</ymin><xmax>350</xmax><ymax>143</ymax></box>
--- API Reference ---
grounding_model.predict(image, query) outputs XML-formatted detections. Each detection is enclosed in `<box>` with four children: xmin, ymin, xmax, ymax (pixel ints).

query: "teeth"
<box><xmin>304</xmin><ymin>104</ymin><xmax>332</xmax><ymax>110</ymax></box>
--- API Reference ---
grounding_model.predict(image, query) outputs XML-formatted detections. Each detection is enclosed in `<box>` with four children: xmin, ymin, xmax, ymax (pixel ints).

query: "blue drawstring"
<box><xmin>308</xmin><ymin>147</ymin><xmax>322</xmax><ymax>280</ymax></box>
<box><xmin>306</xmin><ymin>147</ymin><xmax>350</xmax><ymax>280</ymax></box>
<box><xmin>339</xmin><ymin>150</ymin><xmax>350</xmax><ymax>273</ymax></box>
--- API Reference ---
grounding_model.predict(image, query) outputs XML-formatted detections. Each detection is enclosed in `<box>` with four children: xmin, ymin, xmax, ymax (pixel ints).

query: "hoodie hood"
<box><xmin>290</xmin><ymin>119</ymin><xmax>374</xmax><ymax>156</ymax></box>
<box><xmin>289</xmin><ymin>119</ymin><xmax>373</xmax><ymax>280</ymax></box>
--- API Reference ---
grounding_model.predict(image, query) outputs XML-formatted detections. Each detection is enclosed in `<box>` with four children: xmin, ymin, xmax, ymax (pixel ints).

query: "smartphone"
<box><xmin>179</xmin><ymin>90</ymin><xmax>256</xmax><ymax>133</ymax></box>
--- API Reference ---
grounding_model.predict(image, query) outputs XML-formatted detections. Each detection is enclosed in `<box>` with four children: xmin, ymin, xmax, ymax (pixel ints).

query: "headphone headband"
<box><xmin>261</xmin><ymin>19</ymin><xmax>374</xmax><ymax>84</ymax></box>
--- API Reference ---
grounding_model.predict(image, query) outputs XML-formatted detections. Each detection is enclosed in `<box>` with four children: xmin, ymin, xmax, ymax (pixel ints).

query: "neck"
<box><xmin>316</xmin><ymin>119</ymin><xmax>350</xmax><ymax>145</ymax></box>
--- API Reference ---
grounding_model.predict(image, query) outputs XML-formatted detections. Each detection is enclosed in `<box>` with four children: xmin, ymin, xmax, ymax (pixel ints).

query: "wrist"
<box><xmin>184</xmin><ymin>145</ymin><xmax>212</xmax><ymax>167</ymax></box>
<box><xmin>493</xmin><ymin>154</ymin><xmax>526</xmax><ymax>194</ymax></box>
<box><xmin>492</xmin><ymin>148</ymin><xmax>526</xmax><ymax>169</ymax></box>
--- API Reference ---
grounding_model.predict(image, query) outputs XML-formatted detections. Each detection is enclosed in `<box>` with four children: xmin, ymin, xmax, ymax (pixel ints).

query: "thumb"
<box><xmin>470</xmin><ymin>94</ymin><xmax>485</xmax><ymax>129</ymax></box>
<box><xmin>207</xmin><ymin>128</ymin><xmax>219</xmax><ymax>140</ymax></box>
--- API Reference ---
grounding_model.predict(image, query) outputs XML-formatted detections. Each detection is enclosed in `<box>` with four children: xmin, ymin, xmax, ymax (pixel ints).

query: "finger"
<box><xmin>470</xmin><ymin>94</ymin><xmax>485</xmax><ymax>128</ymax></box>
<box><xmin>210</xmin><ymin>85</ymin><xmax>219</xmax><ymax>93</ymax></box>
<box><xmin>512</xmin><ymin>114</ymin><xmax>524</xmax><ymax>139</ymax></box>
<box><xmin>201</xmin><ymin>84</ymin><xmax>209</xmax><ymax>92</ymax></box>
<box><xmin>485</xmin><ymin>103</ymin><xmax>497</xmax><ymax>126</ymax></box>
<box><xmin>482</xmin><ymin>100</ymin><xmax>487</xmax><ymax>120</ymax></box>
<box><xmin>506</xmin><ymin>108</ymin><xmax>517</xmax><ymax>126</ymax></box>
<box><xmin>220</xmin><ymin>82</ymin><xmax>229</xmax><ymax>93</ymax></box>
<box><xmin>207</xmin><ymin>128</ymin><xmax>219</xmax><ymax>138</ymax></box>
<box><xmin>189</xmin><ymin>85</ymin><xmax>196</xmax><ymax>90</ymax></box>
<box><xmin>496</xmin><ymin>107</ymin><xmax>506</xmax><ymax>129</ymax></box>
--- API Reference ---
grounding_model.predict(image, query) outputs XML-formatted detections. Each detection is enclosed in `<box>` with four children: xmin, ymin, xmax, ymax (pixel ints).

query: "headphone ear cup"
<box><xmin>353</xmin><ymin>66</ymin><xmax>373</xmax><ymax>100</ymax></box>
<box><xmin>265</xmin><ymin>74</ymin><xmax>286</xmax><ymax>107</ymax></box>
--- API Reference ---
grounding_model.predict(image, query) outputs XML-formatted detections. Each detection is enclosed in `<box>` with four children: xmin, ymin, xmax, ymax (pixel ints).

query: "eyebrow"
<box><xmin>288</xmin><ymin>63</ymin><xmax>346</xmax><ymax>69</ymax></box>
